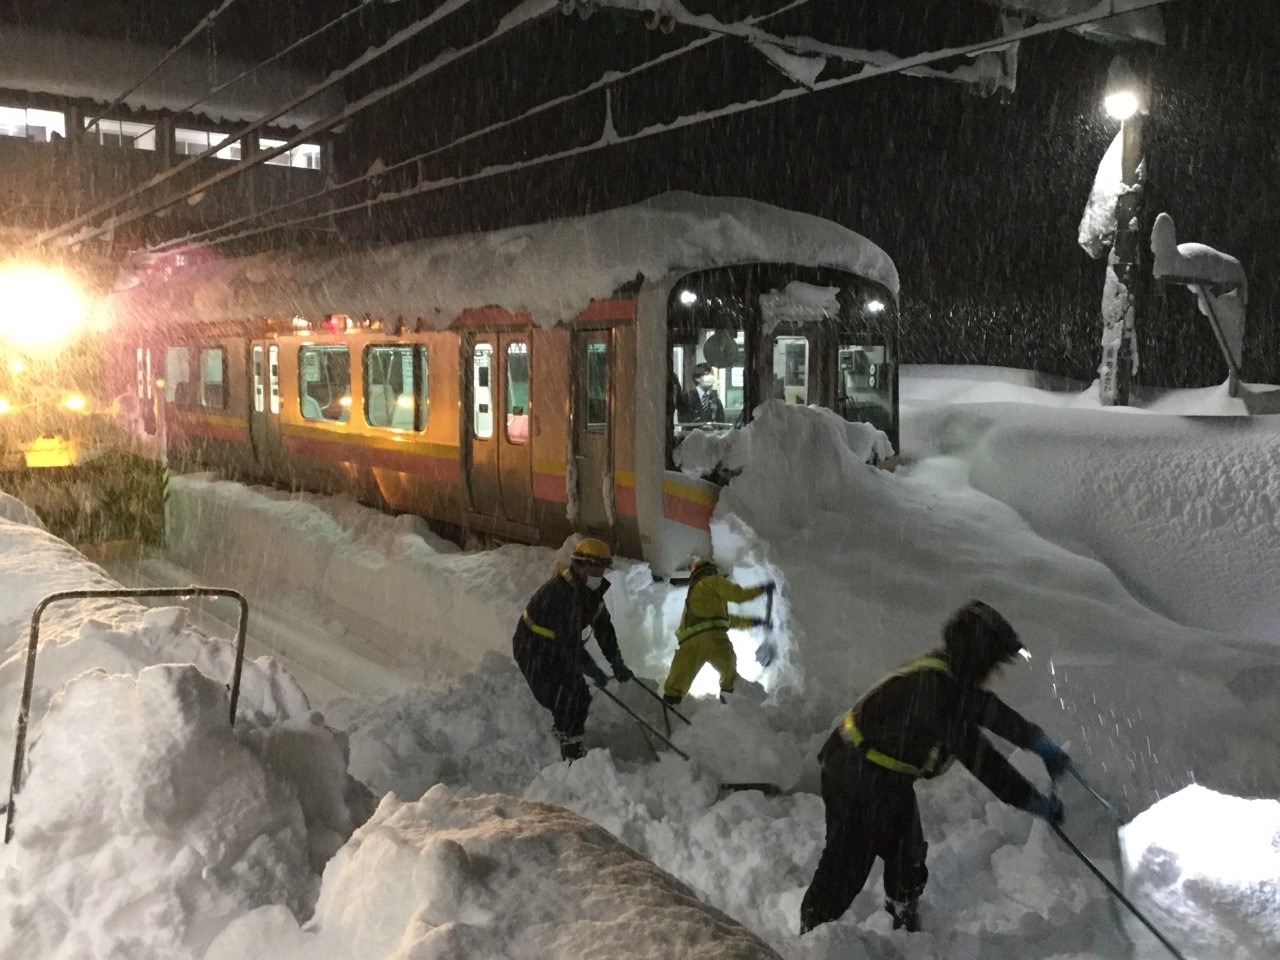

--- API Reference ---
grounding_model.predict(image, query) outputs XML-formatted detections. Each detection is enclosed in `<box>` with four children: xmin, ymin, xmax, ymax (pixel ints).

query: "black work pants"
<box><xmin>515</xmin><ymin>649</ymin><xmax>591</xmax><ymax>739</ymax></box>
<box><xmin>799</xmin><ymin>747</ymin><xmax>929</xmax><ymax>933</ymax></box>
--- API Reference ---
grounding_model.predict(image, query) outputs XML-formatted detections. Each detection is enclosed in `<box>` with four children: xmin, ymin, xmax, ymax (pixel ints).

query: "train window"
<box><xmin>473</xmin><ymin>343</ymin><xmax>493</xmax><ymax>439</ymax></box>
<box><xmin>837</xmin><ymin>343</ymin><xmax>892</xmax><ymax>433</ymax></box>
<box><xmin>586</xmin><ymin>341</ymin><xmax>607</xmax><ymax>432</ymax></box>
<box><xmin>299</xmin><ymin>344</ymin><xmax>351</xmax><ymax>422</ymax></box>
<box><xmin>164</xmin><ymin>346</ymin><xmax>192</xmax><ymax>404</ymax></box>
<box><xmin>268</xmin><ymin>345</ymin><xmax>280</xmax><ymax>415</ymax></box>
<box><xmin>505</xmin><ymin>342</ymin><xmax>529</xmax><ymax>445</ymax></box>
<box><xmin>252</xmin><ymin>346</ymin><xmax>264</xmax><ymax>413</ymax></box>
<box><xmin>771</xmin><ymin>336</ymin><xmax>810</xmax><ymax>405</ymax></box>
<box><xmin>363</xmin><ymin>344</ymin><xmax>424</xmax><ymax>430</ymax></box>
<box><xmin>199</xmin><ymin>349</ymin><xmax>225</xmax><ymax>410</ymax></box>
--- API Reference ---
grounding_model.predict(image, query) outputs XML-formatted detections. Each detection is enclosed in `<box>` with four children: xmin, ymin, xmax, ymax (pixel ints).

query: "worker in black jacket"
<box><xmin>799</xmin><ymin>600</ymin><xmax>1071</xmax><ymax>935</ymax></box>
<box><xmin>512</xmin><ymin>538</ymin><xmax>634</xmax><ymax>761</ymax></box>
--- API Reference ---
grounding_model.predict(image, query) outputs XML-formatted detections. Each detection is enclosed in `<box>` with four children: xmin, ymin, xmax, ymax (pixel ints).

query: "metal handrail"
<box><xmin>5</xmin><ymin>587</ymin><xmax>249</xmax><ymax>843</ymax></box>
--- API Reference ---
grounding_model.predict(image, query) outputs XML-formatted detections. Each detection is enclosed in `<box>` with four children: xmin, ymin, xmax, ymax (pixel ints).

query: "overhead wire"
<box><xmin>57</xmin><ymin>0</ymin><xmax>557</xmax><ymax>252</ymax></box>
<box><xmin>36</xmin><ymin>0</ymin><xmax>487</xmax><ymax>248</ymax></box>
<box><xmin>151</xmin><ymin>0</ymin><xmax>821</xmax><ymax>252</ymax></box>
<box><xmin>83</xmin><ymin>0</ymin><xmax>249</xmax><ymax>140</ymax></box>
<box><xmin>130</xmin><ymin>1</ymin><xmax>373</xmax><ymax>144</ymax></box>
<box><xmin>175</xmin><ymin>0</ymin><xmax>1176</xmax><ymax>251</ymax></box>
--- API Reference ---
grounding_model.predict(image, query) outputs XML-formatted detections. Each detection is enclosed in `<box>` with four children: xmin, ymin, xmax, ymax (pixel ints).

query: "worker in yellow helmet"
<box><xmin>512</xmin><ymin>538</ymin><xmax>634</xmax><ymax>761</ymax></box>
<box><xmin>661</xmin><ymin>559</ymin><xmax>774</xmax><ymax>705</ymax></box>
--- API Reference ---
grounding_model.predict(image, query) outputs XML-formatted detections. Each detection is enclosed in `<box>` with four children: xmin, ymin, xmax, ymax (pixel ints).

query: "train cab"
<box><xmin>638</xmin><ymin>262</ymin><xmax>899</xmax><ymax>576</ymax></box>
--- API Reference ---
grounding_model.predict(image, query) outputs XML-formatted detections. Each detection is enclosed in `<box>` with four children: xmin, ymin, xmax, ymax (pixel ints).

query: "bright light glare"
<box><xmin>679</xmin><ymin>289</ymin><xmax>698</xmax><ymax>306</ymax></box>
<box><xmin>62</xmin><ymin>393</ymin><xmax>87</xmax><ymax>412</ymax></box>
<box><xmin>338</xmin><ymin>395</ymin><xmax>352</xmax><ymax>408</ymax></box>
<box><xmin>1105</xmin><ymin>90</ymin><xmax>1139</xmax><ymax>120</ymax></box>
<box><xmin>865</xmin><ymin>299</ymin><xmax>886</xmax><ymax>314</ymax></box>
<box><xmin>0</xmin><ymin>264</ymin><xmax>89</xmax><ymax>353</ymax></box>
<box><xmin>396</xmin><ymin>395</ymin><xmax>414</xmax><ymax>409</ymax></box>
<box><xmin>0</xmin><ymin>397</ymin><xmax>10</xmax><ymax>415</ymax></box>
<box><xmin>8</xmin><ymin>359</ymin><xmax>24</xmax><ymax>375</ymax></box>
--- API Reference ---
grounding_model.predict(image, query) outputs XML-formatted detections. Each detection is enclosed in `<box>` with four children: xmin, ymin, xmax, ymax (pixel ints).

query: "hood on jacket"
<box><xmin>943</xmin><ymin>600</ymin><xmax>1026</xmax><ymax>683</ymax></box>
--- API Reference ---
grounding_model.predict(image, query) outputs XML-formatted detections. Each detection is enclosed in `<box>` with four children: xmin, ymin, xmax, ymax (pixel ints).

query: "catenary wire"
<box><xmin>35</xmin><ymin>0</ymin><xmax>486</xmax><ymax>247</ymax></box>
<box><xmin>151</xmin><ymin>0</ymin><xmax>822</xmax><ymax>252</ymax></box>
<box><xmin>181</xmin><ymin>0</ymin><xmax>1175</xmax><ymax>251</ymax></box>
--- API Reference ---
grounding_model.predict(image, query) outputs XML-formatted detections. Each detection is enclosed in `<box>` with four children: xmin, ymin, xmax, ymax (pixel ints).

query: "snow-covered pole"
<box><xmin>1097</xmin><ymin>56</ymin><xmax>1146</xmax><ymax>406</ymax></box>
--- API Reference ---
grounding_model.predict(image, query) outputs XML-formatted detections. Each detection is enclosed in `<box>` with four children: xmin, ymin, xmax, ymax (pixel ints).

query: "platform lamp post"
<box><xmin>1097</xmin><ymin>57</ymin><xmax>1146</xmax><ymax>406</ymax></box>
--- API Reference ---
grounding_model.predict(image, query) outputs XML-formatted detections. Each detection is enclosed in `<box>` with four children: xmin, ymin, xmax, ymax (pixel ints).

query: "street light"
<box><xmin>1097</xmin><ymin>56</ymin><xmax>1146</xmax><ymax>406</ymax></box>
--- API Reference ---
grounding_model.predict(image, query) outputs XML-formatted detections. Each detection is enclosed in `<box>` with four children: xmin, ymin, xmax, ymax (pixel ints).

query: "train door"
<box><xmin>570</xmin><ymin>330</ymin><xmax>613</xmax><ymax>533</ymax></box>
<box><xmin>497</xmin><ymin>334</ymin><xmax>533</xmax><ymax>524</ymax></box>
<box><xmin>134</xmin><ymin>345</ymin><xmax>157</xmax><ymax>434</ymax></box>
<box><xmin>248</xmin><ymin>340</ymin><xmax>283</xmax><ymax>469</ymax></box>
<box><xmin>465</xmin><ymin>335</ymin><xmax>502</xmax><ymax>518</ymax></box>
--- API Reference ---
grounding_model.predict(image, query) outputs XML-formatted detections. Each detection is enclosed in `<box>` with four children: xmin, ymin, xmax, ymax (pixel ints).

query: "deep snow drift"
<box><xmin>0</xmin><ymin>367</ymin><xmax>1276</xmax><ymax>960</ymax></box>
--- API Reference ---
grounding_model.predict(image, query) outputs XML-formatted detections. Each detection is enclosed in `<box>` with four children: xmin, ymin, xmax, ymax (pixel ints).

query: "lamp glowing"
<box><xmin>1105</xmin><ymin>91</ymin><xmax>1139</xmax><ymax>121</ymax></box>
<box><xmin>0</xmin><ymin>263</ymin><xmax>89</xmax><ymax>353</ymax></box>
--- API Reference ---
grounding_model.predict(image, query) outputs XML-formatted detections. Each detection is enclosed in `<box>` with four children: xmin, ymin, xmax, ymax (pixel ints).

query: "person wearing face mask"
<box><xmin>677</xmin><ymin>362</ymin><xmax>726</xmax><ymax>424</ymax></box>
<box><xmin>512</xmin><ymin>537</ymin><xmax>635</xmax><ymax>761</ymax></box>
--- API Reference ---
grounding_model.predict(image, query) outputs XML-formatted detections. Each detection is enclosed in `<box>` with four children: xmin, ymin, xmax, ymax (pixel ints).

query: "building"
<box><xmin>0</xmin><ymin>25</ymin><xmax>343</xmax><ymax>252</ymax></box>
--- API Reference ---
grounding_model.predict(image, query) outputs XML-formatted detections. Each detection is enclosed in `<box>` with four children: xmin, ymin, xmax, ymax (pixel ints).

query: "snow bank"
<box><xmin>207</xmin><ymin>785</ymin><xmax>784</xmax><ymax>960</ymax></box>
<box><xmin>1121</xmin><ymin>785</ymin><xmax>1280</xmax><ymax>960</ymax></box>
<box><xmin>0</xmin><ymin>664</ymin><xmax>349</xmax><ymax>960</ymax></box>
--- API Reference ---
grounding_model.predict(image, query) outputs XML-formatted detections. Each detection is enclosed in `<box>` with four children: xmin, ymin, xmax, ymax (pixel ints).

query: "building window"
<box><xmin>175</xmin><ymin>127</ymin><xmax>242</xmax><ymax>160</ymax></box>
<box><xmin>83</xmin><ymin>118</ymin><xmax>156</xmax><ymax>151</ymax></box>
<box><xmin>0</xmin><ymin>105</ymin><xmax>66</xmax><ymax>142</ymax></box>
<box><xmin>259</xmin><ymin>138</ymin><xmax>321</xmax><ymax>170</ymax></box>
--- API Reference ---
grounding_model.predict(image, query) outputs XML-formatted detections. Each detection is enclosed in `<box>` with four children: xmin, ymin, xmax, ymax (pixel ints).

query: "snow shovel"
<box><xmin>1048</xmin><ymin>776</ymin><xmax>1189</xmax><ymax>960</ymax></box>
<box><xmin>754</xmin><ymin>584</ymin><xmax>777</xmax><ymax>667</ymax></box>
<box><xmin>633</xmin><ymin>678</ymin><xmax>691</xmax><ymax>738</ymax></box>
<box><xmin>595</xmin><ymin>684</ymin><xmax>689</xmax><ymax>761</ymax></box>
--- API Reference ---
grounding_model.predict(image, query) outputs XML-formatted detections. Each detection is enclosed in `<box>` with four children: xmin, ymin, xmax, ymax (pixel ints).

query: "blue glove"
<box><xmin>1023</xmin><ymin>791</ymin><xmax>1065</xmax><ymax>826</ymax></box>
<box><xmin>581</xmin><ymin>657</ymin><xmax>609</xmax><ymax>688</ymax></box>
<box><xmin>1030</xmin><ymin>732</ymin><xmax>1071</xmax><ymax>781</ymax></box>
<box><xmin>611</xmin><ymin>661</ymin><xmax>634</xmax><ymax>683</ymax></box>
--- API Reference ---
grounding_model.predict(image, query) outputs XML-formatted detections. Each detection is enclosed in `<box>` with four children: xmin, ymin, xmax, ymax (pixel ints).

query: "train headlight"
<box><xmin>62</xmin><ymin>393</ymin><xmax>88</xmax><ymax>412</ymax></box>
<box><xmin>0</xmin><ymin>397</ymin><xmax>10</xmax><ymax>415</ymax></box>
<box><xmin>864</xmin><ymin>299</ymin><xmax>886</xmax><ymax>315</ymax></box>
<box><xmin>0</xmin><ymin>263</ymin><xmax>89</xmax><ymax>354</ymax></box>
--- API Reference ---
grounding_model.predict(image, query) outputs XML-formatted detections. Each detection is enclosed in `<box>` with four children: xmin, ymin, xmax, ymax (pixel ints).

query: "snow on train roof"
<box><xmin>105</xmin><ymin>193</ymin><xmax>899</xmax><ymax>331</ymax></box>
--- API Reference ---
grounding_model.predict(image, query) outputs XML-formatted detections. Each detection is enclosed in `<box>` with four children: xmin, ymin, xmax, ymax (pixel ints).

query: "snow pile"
<box><xmin>0</xmin><ymin>664</ymin><xmax>348</xmax><ymax>959</ymax></box>
<box><xmin>1121</xmin><ymin>785</ymin><xmax>1280</xmax><ymax>960</ymax></box>
<box><xmin>907</xmin><ymin>399</ymin><xmax>1280</xmax><ymax>643</ymax></box>
<box><xmin>106</xmin><ymin>193</ymin><xmax>899</xmax><ymax>330</ymax></box>
<box><xmin>206</xmin><ymin>785</ymin><xmax>784</xmax><ymax>960</ymax></box>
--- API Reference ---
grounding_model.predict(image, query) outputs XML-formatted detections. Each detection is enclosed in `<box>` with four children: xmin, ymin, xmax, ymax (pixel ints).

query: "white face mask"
<box><xmin>585</xmin><ymin>575</ymin><xmax>603</xmax><ymax>590</ymax></box>
<box><xmin>698</xmin><ymin>375</ymin><xmax>715</xmax><ymax>389</ymax></box>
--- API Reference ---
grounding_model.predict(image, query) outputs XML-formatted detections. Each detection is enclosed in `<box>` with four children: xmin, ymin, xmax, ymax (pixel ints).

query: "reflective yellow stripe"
<box><xmin>676</xmin><ymin>617</ymin><xmax>731</xmax><ymax>643</ymax></box>
<box><xmin>522</xmin><ymin>610</ymin><xmax>555</xmax><ymax>639</ymax></box>
<box><xmin>839</xmin><ymin>655</ymin><xmax>952</xmax><ymax>776</ymax></box>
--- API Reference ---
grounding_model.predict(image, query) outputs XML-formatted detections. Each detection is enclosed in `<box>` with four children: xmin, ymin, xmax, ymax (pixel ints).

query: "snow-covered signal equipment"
<box><xmin>104</xmin><ymin>195</ymin><xmax>900</xmax><ymax>577</ymax></box>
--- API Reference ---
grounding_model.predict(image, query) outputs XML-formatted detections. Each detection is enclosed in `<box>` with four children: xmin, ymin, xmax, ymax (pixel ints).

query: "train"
<box><xmin>103</xmin><ymin>193</ymin><xmax>900</xmax><ymax>576</ymax></box>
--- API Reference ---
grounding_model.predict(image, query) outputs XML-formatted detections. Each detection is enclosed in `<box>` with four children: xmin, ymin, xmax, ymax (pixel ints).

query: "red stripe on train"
<box><xmin>662</xmin><ymin>491</ymin><xmax>713</xmax><ymax>531</ymax></box>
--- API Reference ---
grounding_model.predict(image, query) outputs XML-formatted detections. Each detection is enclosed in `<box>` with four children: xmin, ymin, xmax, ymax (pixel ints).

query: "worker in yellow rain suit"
<box><xmin>661</xmin><ymin>559</ymin><xmax>774</xmax><ymax>705</ymax></box>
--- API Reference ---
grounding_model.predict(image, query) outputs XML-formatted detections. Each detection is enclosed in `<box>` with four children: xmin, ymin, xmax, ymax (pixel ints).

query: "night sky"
<box><xmin>3</xmin><ymin>0</ymin><xmax>1277</xmax><ymax>387</ymax></box>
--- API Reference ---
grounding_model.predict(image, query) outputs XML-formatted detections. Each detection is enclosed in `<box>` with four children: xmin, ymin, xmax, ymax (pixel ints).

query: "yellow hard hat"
<box><xmin>571</xmin><ymin>538</ymin><xmax>613</xmax><ymax>567</ymax></box>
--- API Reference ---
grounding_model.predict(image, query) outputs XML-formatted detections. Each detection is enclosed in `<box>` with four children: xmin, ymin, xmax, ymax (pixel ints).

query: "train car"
<box><xmin>104</xmin><ymin>193</ymin><xmax>900</xmax><ymax>576</ymax></box>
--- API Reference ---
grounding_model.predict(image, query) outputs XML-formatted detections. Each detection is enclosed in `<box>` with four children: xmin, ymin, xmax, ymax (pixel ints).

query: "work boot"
<box><xmin>557</xmin><ymin>734</ymin><xmax>586</xmax><ymax>761</ymax></box>
<box><xmin>886</xmin><ymin>897</ymin><xmax>921</xmax><ymax>933</ymax></box>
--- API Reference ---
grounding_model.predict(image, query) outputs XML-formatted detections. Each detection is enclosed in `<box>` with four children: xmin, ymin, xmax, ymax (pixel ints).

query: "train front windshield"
<box><xmin>667</xmin><ymin>264</ymin><xmax>898</xmax><ymax>472</ymax></box>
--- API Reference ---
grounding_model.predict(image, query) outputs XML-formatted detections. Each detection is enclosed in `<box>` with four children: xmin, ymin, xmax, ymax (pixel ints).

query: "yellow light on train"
<box><xmin>0</xmin><ymin>397</ymin><xmax>10</xmax><ymax>415</ymax></box>
<box><xmin>0</xmin><ymin>263</ymin><xmax>89</xmax><ymax>353</ymax></box>
<box><xmin>62</xmin><ymin>392</ymin><xmax>87</xmax><ymax>412</ymax></box>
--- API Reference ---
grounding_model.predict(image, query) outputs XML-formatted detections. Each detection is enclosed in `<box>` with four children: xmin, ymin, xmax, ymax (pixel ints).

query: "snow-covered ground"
<box><xmin>1</xmin><ymin>366</ymin><xmax>1276</xmax><ymax>960</ymax></box>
